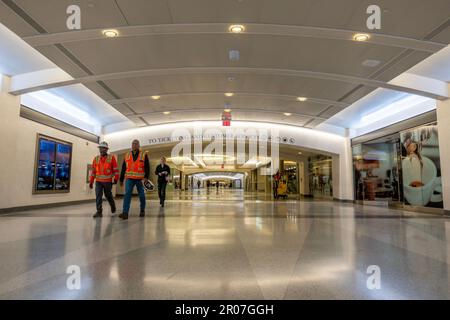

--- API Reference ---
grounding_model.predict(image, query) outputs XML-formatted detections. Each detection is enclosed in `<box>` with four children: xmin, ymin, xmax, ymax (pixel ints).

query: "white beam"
<box><xmin>390</xmin><ymin>73</ymin><xmax>449</xmax><ymax>99</ymax></box>
<box><xmin>108</xmin><ymin>92</ymin><xmax>350</xmax><ymax>108</ymax></box>
<box><xmin>22</xmin><ymin>23</ymin><xmax>445</xmax><ymax>53</ymax></box>
<box><xmin>127</xmin><ymin>108</ymin><xmax>328</xmax><ymax>121</ymax></box>
<box><xmin>10</xmin><ymin>68</ymin><xmax>72</xmax><ymax>94</ymax></box>
<box><xmin>9</xmin><ymin>67</ymin><xmax>448</xmax><ymax>100</ymax></box>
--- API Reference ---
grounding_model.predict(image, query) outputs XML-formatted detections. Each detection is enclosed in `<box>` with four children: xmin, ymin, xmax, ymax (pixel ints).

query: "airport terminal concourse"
<box><xmin>0</xmin><ymin>0</ymin><xmax>450</xmax><ymax>309</ymax></box>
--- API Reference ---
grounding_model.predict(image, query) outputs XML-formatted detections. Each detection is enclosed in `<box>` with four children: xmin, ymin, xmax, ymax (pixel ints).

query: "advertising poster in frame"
<box><xmin>400</xmin><ymin>123</ymin><xmax>443</xmax><ymax>208</ymax></box>
<box><xmin>33</xmin><ymin>134</ymin><xmax>73</xmax><ymax>194</ymax></box>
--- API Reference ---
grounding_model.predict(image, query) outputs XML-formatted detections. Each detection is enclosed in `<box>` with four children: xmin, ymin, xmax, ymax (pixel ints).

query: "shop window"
<box><xmin>283</xmin><ymin>161</ymin><xmax>299</xmax><ymax>194</ymax></box>
<box><xmin>308</xmin><ymin>156</ymin><xmax>333</xmax><ymax>198</ymax></box>
<box><xmin>353</xmin><ymin>139</ymin><xmax>402</xmax><ymax>203</ymax></box>
<box><xmin>352</xmin><ymin>122</ymin><xmax>442</xmax><ymax>209</ymax></box>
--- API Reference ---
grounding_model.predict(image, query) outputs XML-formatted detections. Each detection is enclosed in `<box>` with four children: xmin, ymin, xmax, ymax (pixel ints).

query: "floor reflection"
<box><xmin>0</xmin><ymin>198</ymin><xmax>448</xmax><ymax>299</ymax></box>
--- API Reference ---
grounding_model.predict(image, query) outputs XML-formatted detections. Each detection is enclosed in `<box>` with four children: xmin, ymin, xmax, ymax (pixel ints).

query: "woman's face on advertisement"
<box><xmin>407</xmin><ymin>142</ymin><xmax>417</xmax><ymax>155</ymax></box>
<box><xmin>403</xmin><ymin>137</ymin><xmax>411</xmax><ymax>149</ymax></box>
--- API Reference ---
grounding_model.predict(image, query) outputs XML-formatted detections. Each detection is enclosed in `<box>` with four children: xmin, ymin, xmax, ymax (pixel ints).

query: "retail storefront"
<box><xmin>352</xmin><ymin>112</ymin><xmax>443</xmax><ymax>211</ymax></box>
<box><xmin>308</xmin><ymin>155</ymin><xmax>333</xmax><ymax>199</ymax></box>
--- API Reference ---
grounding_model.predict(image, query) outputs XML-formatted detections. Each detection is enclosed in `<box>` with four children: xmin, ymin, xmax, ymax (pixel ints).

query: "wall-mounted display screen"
<box><xmin>34</xmin><ymin>134</ymin><xmax>72</xmax><ymax>193</ymax></box>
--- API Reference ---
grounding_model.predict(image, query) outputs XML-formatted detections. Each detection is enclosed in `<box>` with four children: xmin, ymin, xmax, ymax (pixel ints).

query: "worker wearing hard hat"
<box><xmin>89</xmin><ymin>141</ymin><xmax>119</xmax><ymax>218</ymax></box>
<box><xmin>119</xmin><ymin>139</ymin><xmax>150</xmax><ymax>220</ymax></box>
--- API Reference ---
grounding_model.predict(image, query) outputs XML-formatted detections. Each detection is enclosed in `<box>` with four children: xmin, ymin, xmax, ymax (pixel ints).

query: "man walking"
<box><xmin>155</xmin><ymin>156</ymin><xmax>170</xmax><ymax>207</ymax></box>
<box><xmin>119</xmin><ymin>139</ymin><xmax>150</xmax><ymax>220</ymax></box>
<box><xmin>89</xmin><ymin>141</ymin><xmax>118</xmax><ymax>218</ymax></box>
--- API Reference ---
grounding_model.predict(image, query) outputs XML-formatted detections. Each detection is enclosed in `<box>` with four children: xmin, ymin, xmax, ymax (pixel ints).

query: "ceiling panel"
<box><xmin>318</xmin><ymin>106</ymin><xmax>350</xmax><ymax>119</ymax></box>
<box><xmin>1</xmin><ymin>0</ymin><xmax>448</xmax><ymax>130</ymax></box>
<box><xmin>116</xmin><ymin>0</ymin><xmax>174</xmax><ymax>25</ymax></box>
<box><xmin>14</xmin><ymin>0</ymin><xmax>128</xmax><ymax>33</ymax></box>
<box><xmin>8</xmin><ymin>0</ymin><xmax>450</xmax><ymax>41</ymax></box>
<box><xmin>0</xmin><ymin>1</ymin><xmax>39</xmax><ymax>36</ymax></box>
<box><xmin>430</xmin><ymin>27</ymin><xmax>450</xmax><ymax>44</ymax></box>
<box><xmin>371</xmin><ymin>50</ymin><xmax>433</xmax><ymax>82</ymax></box>
<box><xmin>167</xmin><ymin>0</ymin><xmax>263</xmax><ymax>24</ymax></box>
<box><xmin>118</xmin><ymin>74</ymin><xmax>365</xmax><ymax>101</ymax></box>
<box><xmin>259</xmin><ymin>0</ymin><xmax>450</xmax><ymax>41</ymax></box>
<box><xmin>35</xmin><ymin>45</ymin><xmax>90</xmax><ymax>78</ymax></box>
<box><xmin>125</xmin><ymin>95</ymin><xmax>331</xmax><ymax>116</ymax></box>
<box><xmin>60</xmin><ymin>34</ymin><xmax>405</xmax><ymax>78</ymax></box>
<box><xmin>139</xmin><ymin>110</ymin><xmax>312</xmax><ymax>127</ymax></box>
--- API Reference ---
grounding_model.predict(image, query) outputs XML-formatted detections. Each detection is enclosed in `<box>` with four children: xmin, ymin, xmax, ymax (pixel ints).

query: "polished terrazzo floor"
<box><xmin>0</xmin><ymin>190</ymin><xmax>449</xmax><ymax>299</ymax></box>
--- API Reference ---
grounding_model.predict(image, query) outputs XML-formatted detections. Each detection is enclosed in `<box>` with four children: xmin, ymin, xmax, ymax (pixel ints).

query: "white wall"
<box><xmin>437</xmin><ymin>87</ymin><xmax>450</xmax><ymax>211</ymax></box>
<box><xmin>0</xmin><ymin>76</ymin><xmax>98</xmax><ymax>210</ymax></box>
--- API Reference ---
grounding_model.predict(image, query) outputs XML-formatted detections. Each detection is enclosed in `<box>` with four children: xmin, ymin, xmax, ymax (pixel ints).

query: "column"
<box><xmin>0</xmin><ymin>76</ymin><xmax>21</xmax><ymax>208</ymax></box>
<box><xmin>436</xmin><ymin>87</ymin><xmax>450</xmax><ymax>211</ymax></box>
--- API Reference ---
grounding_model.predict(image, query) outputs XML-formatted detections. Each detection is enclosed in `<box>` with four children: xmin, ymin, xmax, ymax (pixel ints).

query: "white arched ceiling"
<box><xmin>0</xmin><ymin>0</ymin><xmax>449</xmax><ymax>133</ymax></box>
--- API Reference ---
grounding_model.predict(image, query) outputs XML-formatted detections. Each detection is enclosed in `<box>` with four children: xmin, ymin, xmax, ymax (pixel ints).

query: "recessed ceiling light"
<box><xmin>298</xmin><ymin>152</ymin><xmax>303</xmax><ymax>155</ymax></box>
<box><xmin>225</xmin><ymin>92</ymin><xmax>234</xmax><ymax>97</ymax></box>
<box><xmin>353</xmin><ymin>33</ymin><xmax>370</xmax><ymax>42</ymax></box>
<box><xmin>224</xmin><ymin>108</ymin><xmax>232</xmax><ymax>112</ymax></box>
<box><xmin>102</xmin><ymin>29</ymin><xmax>119</xmax><ymax>38</ymax></box>
<box><xmin>151</xmin><ymin>95</ymin><xmax>161</xmax><ymax>100</ymax></box>
<box><xmin>297</xmin><ymin>97</ymin><xmax>308</xmax><ymax>102</ymax></box>
<box><xmin>229</xmin><ymin>24</ymin><xmax>245</xmax><ymax>33</ymax></box>
<box><xmin>284</xmin><ymin>112</ymin><xmax>292</xmax><ymax>116</ymax></box>
<box><xmin>163</xmin><ymin>111</ymin><xmax>171</xmax><ymax>115</ymax></box>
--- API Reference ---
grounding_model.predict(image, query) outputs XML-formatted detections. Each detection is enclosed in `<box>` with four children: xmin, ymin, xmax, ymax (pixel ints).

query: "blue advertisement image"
<box><xmin>37</xmin><ymin>139</ymin><xmax>56</xmax><ymax>190</ymax></box>
<box><xmin>55</xmin><ymin>143</ymin><xmax>72</xmax><ymax>190</ymax></box>
<box><xmin>35</xmin><ymin>136</ymin><xmax>72</xmax><ymax>192</ymax></box>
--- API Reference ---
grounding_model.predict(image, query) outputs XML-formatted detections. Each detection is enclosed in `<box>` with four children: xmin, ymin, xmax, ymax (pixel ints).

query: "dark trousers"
<box><xmin>158</xmin><ymin>181</ymin><xmax>167</xmax><ymax>204</ymax></box>
<box><xmin>273</xmin><ymin>180</ymin><xmax>279</xmax><ymax>199</ymax></box>
<box><xmin>95</xmin><ymin>181</ymin><xmax>116</xmax><ymax>213</ymax></box>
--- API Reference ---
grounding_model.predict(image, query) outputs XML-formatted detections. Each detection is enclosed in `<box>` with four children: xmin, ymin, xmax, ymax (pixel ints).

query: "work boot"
<box><xmin>139</xmin><ymin>210</ymin><xmax>145</xmax><ymax>217</ymax></box>
<box><xmin>118</xmin><ymin>213</ymin><xmax>128</xmax><ymax>220</ymax></box>
<box><xmin>93</xmin><ymin>212</ymin><xmax>103</xmax><ymax>218</ymax></box>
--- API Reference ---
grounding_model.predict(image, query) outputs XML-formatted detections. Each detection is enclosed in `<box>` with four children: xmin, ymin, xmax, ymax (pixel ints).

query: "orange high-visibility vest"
<box><xmin>91</xmin><ymin>155</ymin><xmax>118</xmax><ymax>183</ymax></box>
<box><xmin>125</xmin><ymin>151</ymin><xmax>147</xmax><ymax>180</ymax></box>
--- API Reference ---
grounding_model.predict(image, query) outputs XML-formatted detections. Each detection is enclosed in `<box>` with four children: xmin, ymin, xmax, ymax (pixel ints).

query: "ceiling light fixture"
<box><xmin>297</xmin><ymin>97</ymin><xmax>308</xmax><ymax>102</ymax></box>
<box><xmin>102</xmin><ymin>29</ymin><xmax>119</xmax><ymax>38</ymax></box>
<box><xmin>229</xmin><ymin>24</ymin><xmax>245</xmax><ymax>33</ymax></box>
<box><xmin>224</xmin><ymin>108</ymin><xmax>232</xmax><ymax>112</ymax></box>
<box><xmin>225</xmin><ymin>92</ymin><xmax>234</xmax><ymax>97</ymax></box>
<box><xmin>284</xmin><ymin>112</ymin><xmax>292</xmax><ymax>116</ymax></box>
<box><xmin>163</xmin><ymin>111</ymin><xmax>171</xmax><ymax>115</ymax></box>
<box><xmin>353</xmin><ymin>33</ymin><xmax>370</xmax><ymax>42</ymax></box>
<box><xmin>151</xmin><ymin>95</ymin><xmax>161</xmax><ymax>100</ymax></box>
